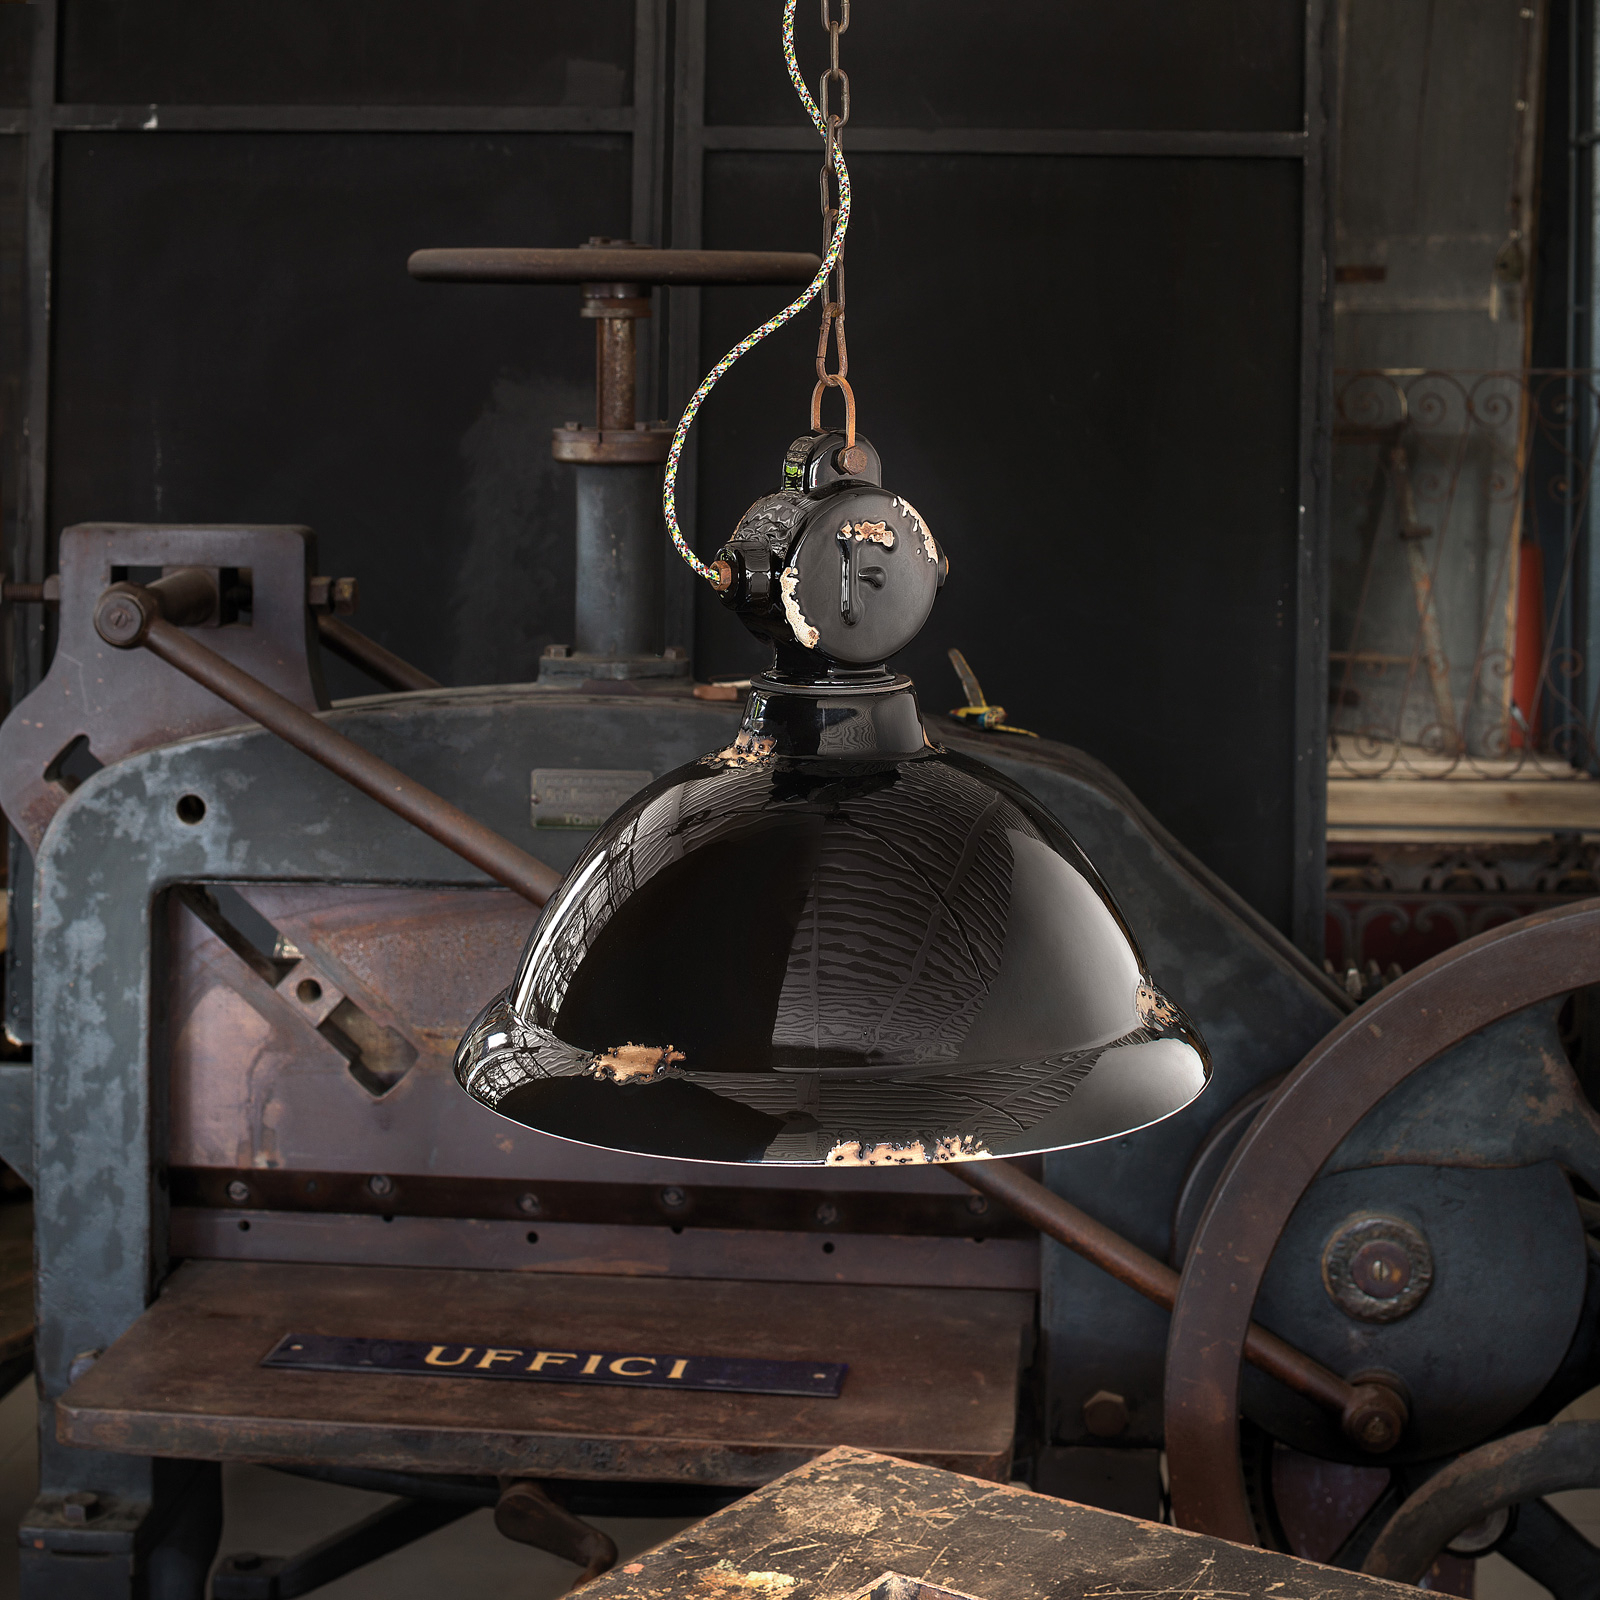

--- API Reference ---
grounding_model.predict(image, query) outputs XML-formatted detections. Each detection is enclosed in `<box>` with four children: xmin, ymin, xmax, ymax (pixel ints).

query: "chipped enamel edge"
<box><xmin>780</xmin><ymin>565</ymin><xmax>821</xmax><ymax>649</ymax></box>
<box><xmin>824</xmin><ymin>1133</ymin><xmax>992</xmax><ymax>1167</ymax></box>
<box><xmin>590</xmin><ymin>1043</ymin><xmax>687</xmax><ymax>1083</ymax></box>
<box><xmin>892</xmin><ymin>497</ymin><xmax>938</xmax><ymax>562</ymax></box>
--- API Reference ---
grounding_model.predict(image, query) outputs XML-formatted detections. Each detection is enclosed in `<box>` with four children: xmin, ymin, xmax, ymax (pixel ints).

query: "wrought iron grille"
<box><xmin>1331</xmin><ymin>368</ymin><xmax>1598</xmax><ymax>778</ymax></box>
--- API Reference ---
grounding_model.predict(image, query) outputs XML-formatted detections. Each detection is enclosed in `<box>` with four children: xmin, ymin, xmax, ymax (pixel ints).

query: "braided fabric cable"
<box><xmin>662</xmin><ymin>0</ymin><xmax>851</xmax><ymax>583</ymax></box>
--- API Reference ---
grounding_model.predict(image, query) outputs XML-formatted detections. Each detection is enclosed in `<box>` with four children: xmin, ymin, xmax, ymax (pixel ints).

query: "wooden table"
<box><xmin>57</xmin><ymin>1261</ymin><xmax>1031</xmax><ymax>1484</ymax></box>
<box><xmin>585</xmin><ymin>1447</ymin><xmax>1412</xmax><ymax>1600</ymax></box>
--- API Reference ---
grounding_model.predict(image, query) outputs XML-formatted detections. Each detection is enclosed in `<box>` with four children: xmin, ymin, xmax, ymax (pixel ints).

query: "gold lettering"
<box><xmin>668</xmin><ymin>1359</ymin><xmax>689</xmax><ymax>1380</ymax></box>
<box><xmin>527</xmin><ymin>1351</ymin><xmax>578</xmax><ymax>1372</ymax></box>
<box><xmin>609</xmin><ymin>1356</ymin><xmax>658</xmax><ymax>1377</ymax></box>
<box><xmin>423</xmin><ymin>1345</ymin><xmax>474</xmax><ymax>1367</ymax></box>
<box><xmin>476</xmin><ymin>1348</ymin><xmax>523</xmax><ymax>1369</ymax></box>
<box><xmin>580</xmin><ymin>1353</ymin><xmax>603</xmax><ymax>1375</ymax></box>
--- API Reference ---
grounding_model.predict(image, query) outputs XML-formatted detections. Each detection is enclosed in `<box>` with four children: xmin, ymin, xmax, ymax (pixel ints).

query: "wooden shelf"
<box><xmin>57</xmin><ymin>1260</ymin><xmax>1031</xmax><ymax>1485</ymax></box>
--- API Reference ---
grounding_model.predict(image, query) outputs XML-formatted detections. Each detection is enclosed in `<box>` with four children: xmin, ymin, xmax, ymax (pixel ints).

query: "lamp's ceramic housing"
<box><xmin>454</xmin><ymin>434</ymin><xmax>1209</xmax><ymax>1164</ymax></box>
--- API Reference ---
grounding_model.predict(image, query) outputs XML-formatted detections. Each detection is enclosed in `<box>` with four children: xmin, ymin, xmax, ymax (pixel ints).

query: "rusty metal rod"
<box><xmin>316</xmin><ymin>614</ymin><xmax>442</xmax><ymax>694</ymax></box>
<box><xmin>408</xmin><ymin>247</ymin><xmax>822</xmax><ymax>286</ymax></box>
<box><xmin>94</xmin><ymin>578</ymin><xmax>560</xmax><ymax>907</ymax></box>
<box><xmin>948</xmin><ymin>1158</ymin><xmax>1402</xmax><ymax>1443</ymax></box>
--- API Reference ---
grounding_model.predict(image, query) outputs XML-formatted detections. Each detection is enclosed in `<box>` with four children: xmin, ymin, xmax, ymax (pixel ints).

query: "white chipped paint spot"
<box><xmin>843</xmin><ymin>519</ymin><xmax>895</xmax><ymax>548</ymax></box>
<box><xmin>698</xmin><ymin>1561</ymin><xmax>799</xmax><ymax>1596</ymax></box>
<box><xmin>779</xmin><ymin>566</ymin><xmax>820</xmax><ymax>649</ymax></box>
<box><xmin>892</xmin><ymin>497</ymin><xmax>938</xmax><ymax>561</ymax></box>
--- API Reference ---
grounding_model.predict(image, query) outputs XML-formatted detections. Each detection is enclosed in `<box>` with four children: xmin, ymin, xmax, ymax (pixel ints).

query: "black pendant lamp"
<box><xmin>453</xmin><ymin>3</ymin><xmax>1209</xmax><ymax>1166</ymax></box>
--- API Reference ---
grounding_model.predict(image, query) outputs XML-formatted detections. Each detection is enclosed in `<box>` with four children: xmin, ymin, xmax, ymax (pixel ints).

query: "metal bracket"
<box><xmin>0</xmin><ymin>524</ymin><xmax>328</xmax><ymax>853</ymax></box>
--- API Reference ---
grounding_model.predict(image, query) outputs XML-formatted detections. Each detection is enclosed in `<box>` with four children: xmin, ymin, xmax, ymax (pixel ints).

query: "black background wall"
<box><xmin>0</xmin><ymin>0</ymin><xmax>1331</xmax><ymax>948</ymax></box>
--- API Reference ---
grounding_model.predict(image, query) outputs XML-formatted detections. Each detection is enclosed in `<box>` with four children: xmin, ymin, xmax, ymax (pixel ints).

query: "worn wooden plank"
<box><xmin>586</xmin><ymin>1447</ymin><xmax>1413</xmax><ymax>1600</ymax></box>
<box><xmin>56</xmin><ymin>1262</ymin><xmax>1029</xmax><ymax>1485</ymax></box>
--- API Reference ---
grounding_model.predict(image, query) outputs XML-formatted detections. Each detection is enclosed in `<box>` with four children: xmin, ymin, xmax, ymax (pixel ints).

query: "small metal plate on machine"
<box><xmin>262</xmin><ymin>1334</ymin><xmax>847</xmax><ymax>1397</ymax></box>
<box><xmin>530</xmin><ymin>768</ymin><xmax>653</xmax><ymax>828</ymax></box>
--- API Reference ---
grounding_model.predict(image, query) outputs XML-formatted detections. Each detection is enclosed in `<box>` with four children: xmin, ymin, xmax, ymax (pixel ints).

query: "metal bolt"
<box><xmin>226</xmin><ymin>1180</ymin><xmax>251</xmax><ymax>1204</ymax></box>
<box><xmin>61</xmin><ymin>1493</ymin><xmax>98</xmax><ymax>1525</ymax></box>
<box><xmin>367</xmin><ymin>1174</ymin><xmax>393</xmax><ymax>1198</ymax></box>
<box><xmin>1081</xmin><ymin>1390</ymin><xmax>1129</xmax><ymax>1438</ymax></box>
<box><xmin>836</xmin><ymin>443</ymin><xmax>868</xmax><ymax>475</ymax></box>
<box><xmin>815</xmin><ymin>1201</ymin><xmax>839</xmax><ymax>1226</ymax></box>
<box><xmin>1350</xmin><ymin>1239</ymin><xmax>1412</xmax><ymax>1299</ymax></box>
<box><xmin>965</xmin><ymin>1195</ymin><xmax>989</xmax><ymax>1216</ymax></box>
<box><xmin>517</xmin><ymin>1192</ymin><xmax>541</xmax><ymax>1216</ymax></box>
<box><xmin>1323</xmin><ymin>1213</ymin><xmax>1432</xmax><ymax>1323</ymax></box>
<box><xmin>1342</xmin><ymin>1380</ymin><xmax>1408</xmax><ymax>1453</ymax></box>
<box><xmin>659</xmin><ymin>1186</ymin><xmax>687</xmax><ymax>1209</ymax></box>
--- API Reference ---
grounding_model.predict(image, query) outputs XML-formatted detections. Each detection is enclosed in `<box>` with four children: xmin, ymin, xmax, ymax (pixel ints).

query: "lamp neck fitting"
<box><xmin>739</xmin><ymin>672</ymin><xmax>927</xmax><ymax>760</ymax></box>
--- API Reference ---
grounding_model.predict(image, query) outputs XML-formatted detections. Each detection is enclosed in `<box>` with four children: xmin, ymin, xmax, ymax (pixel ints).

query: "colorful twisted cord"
<box><xmin>662</xmin><ymin>0</ymin><xmax>851</xmax><ymax>583</ymax></box>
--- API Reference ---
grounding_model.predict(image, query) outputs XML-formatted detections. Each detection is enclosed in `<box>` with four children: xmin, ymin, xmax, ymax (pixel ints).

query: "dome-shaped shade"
<box><xmin>455</xmin><ymin>739</ymin><xmax>1209</xmax><ymax>1166</ymax></box>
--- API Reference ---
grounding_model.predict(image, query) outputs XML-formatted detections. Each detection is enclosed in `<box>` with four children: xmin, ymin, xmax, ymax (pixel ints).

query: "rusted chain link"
<box><xmin>812</xmin><ymin>0</ymin><xmax>854</xmax><ymax>443</ymax></box>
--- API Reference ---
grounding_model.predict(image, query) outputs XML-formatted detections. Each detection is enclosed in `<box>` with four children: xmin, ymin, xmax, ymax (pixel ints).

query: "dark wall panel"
<box><xmin>0</xmin><ymin>135</ymin><xmax>21</xmax><ymax>571</ymax></box>
<box><xmin>59</xmin><ymin>0</ymin><xmax>635</xmax><ymax>107</ymax></box>
<box><xmin>50</xmin><ymin>131</ymin><xmax>631</xmax><ymax>691</ymax></box>
<box><xmin>705</xmin><ymin>0</ymin><xmax>1304</xmax><ymax>131</ymax></box>
<box><xmin>695</xmin><ymin>151</ymin><xmax>1304</xmax><ymax>927</ymax></box>
<box><xmin>0</xmin><ymin>7</ymin><xmax>30</xmax><ymax>107</ymax></box>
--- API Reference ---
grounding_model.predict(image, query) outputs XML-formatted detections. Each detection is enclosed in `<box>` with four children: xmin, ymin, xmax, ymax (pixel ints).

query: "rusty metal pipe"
<box><xmin>316</xmin><ymin>614</ymin><xmax>442</xmax><ymax>693</ymax></box>
<box><xmin>94</xmin><ymin>578</ymin><xmax>560</xmax><ymax>906</ymax></box>
<box><xmin>408</xmin><ymin>247</ymin><xmax>821</xmax><ymax>285</ymax></box>
<box><xmin>948</xmin><ymin>1158</ymin><xmax>1404</xmax><ymax>1447</ymax></box>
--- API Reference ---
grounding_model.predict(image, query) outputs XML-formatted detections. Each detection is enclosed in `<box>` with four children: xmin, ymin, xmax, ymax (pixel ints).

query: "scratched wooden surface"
<box><xmin>587</xmin><ymin>1448</ymin><xmax>1415</xmax><ymax>1600</ymax></box>
<box><xmin>56</xmin><ymin>1262</ymin><xmax>1030</xmax><ymax>1484</ymax></box>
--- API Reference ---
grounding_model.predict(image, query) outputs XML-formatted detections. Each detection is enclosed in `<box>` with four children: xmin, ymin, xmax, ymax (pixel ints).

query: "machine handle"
<box><xmin>408</xmin><ymin>247</ymin><xmax>822</xmax><ymax>286</ymax></box>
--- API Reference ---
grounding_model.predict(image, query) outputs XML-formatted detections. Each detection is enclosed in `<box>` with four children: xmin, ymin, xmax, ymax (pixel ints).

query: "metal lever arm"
<box><xmin>949</xmin><ymin>1158</ymin><xmax>1408</xmax><ymax>1454</ymax></box>
<box><xmin>407</xmin><ymin>247</ymin><xmax>821</xmax><ymax>285</ymax></box>
<box><xmin>93</xmin><ymin>573</ymin><xmax>561</xmax><ymax>907</ymax></box>
<box><xmin>315</xmin><ymin>614</ymin><xmax>441</xmax><ymax>693</ymax></box>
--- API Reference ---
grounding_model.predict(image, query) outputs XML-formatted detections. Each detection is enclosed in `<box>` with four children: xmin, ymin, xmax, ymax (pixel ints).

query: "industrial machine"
<box><xmin>4</xmin><ymin>490</ymin><xmax>1598</xmax><ymax>1598</ymax></box>
<box><xmin>1</xmin><ymin>11</ymin><xmax>1598</xmax><ymax>1600</ymax></box>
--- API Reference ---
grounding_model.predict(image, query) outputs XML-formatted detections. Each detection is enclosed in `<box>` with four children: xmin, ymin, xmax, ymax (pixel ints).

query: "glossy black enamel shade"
<box><xmin>454</xmin><ymin>709</ymin><xmax>1210</xmax><ymax>1167</ymax></box>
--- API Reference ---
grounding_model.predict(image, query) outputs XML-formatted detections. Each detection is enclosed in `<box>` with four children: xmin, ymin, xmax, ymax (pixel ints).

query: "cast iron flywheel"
<box><xmin>1164</xmin><ymin>900</ymin><xmax>1600</xmax><ymax>1585</ymax></box>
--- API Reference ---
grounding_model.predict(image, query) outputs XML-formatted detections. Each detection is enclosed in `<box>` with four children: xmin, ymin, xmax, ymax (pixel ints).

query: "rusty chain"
<box><xmin>812</xmin><ymin>0</ymin><xmax>855</xmax><ymax>444</ymax></box>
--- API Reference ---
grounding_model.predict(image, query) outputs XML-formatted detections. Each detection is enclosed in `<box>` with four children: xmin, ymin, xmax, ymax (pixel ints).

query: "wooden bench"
<box><xmin>582</xmin><ymin>1446</ymin><xmax>1414</xmax><ymax>1600</ymax></box>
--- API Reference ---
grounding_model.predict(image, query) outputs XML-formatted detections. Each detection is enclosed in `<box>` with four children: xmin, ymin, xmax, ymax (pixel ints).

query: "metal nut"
<box><xmin>94</xmin><ymin>587</ymin><xmax>152</xmax><ymax>648</ymax></box>
<box><xmin>659</xmin><ymin>1186</ymin><xmax>687</xmax><ymax>1210</ymax></box>
<box><xmin>367</xmin><ymin>1174</ymin><xmax>393</xmax><ymax>1198</ymax></box>
<box><xmin>61</xmin><ymin>1492</ymin><xmax>98</xmax><ymax>1525</ymax></box>
<box><xmin>1081</xmin><ymin>1390</ymin><xmax>1129</xmax><ymax>1438</ymax></box>
<box><xmin>835</xmin><ymin>444</ymin><xmax>869</xmax><ymax>475</ymax></box>
<box><xmin>1323</xmin><ymin>1213</ymin><xmax>1433</xmax><ymax>1322</ymax></box>
<box><xmin>226</xmin><ymin>1180</ymin><xmax>251</xmax><ymax>1204</ymax></box>
<box><xmin>1341</xmin><ymin>1377</ymin><xmax>1409</xmax><ymax>1453</ymax></box>
<box><xmin>965</xmin><ymin>1195</ymin><xmax>989</xmax><ymax>1216</ymax></box>
<box><xmin>815</xmin><ymin>1201</ymin><xmax>839</xmax><ymax>1227</ymax></box>
<box><xmin>517</xmin><ymin>1192</ymin><xmax>541</xmax><ymax>1216</ymax></box>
